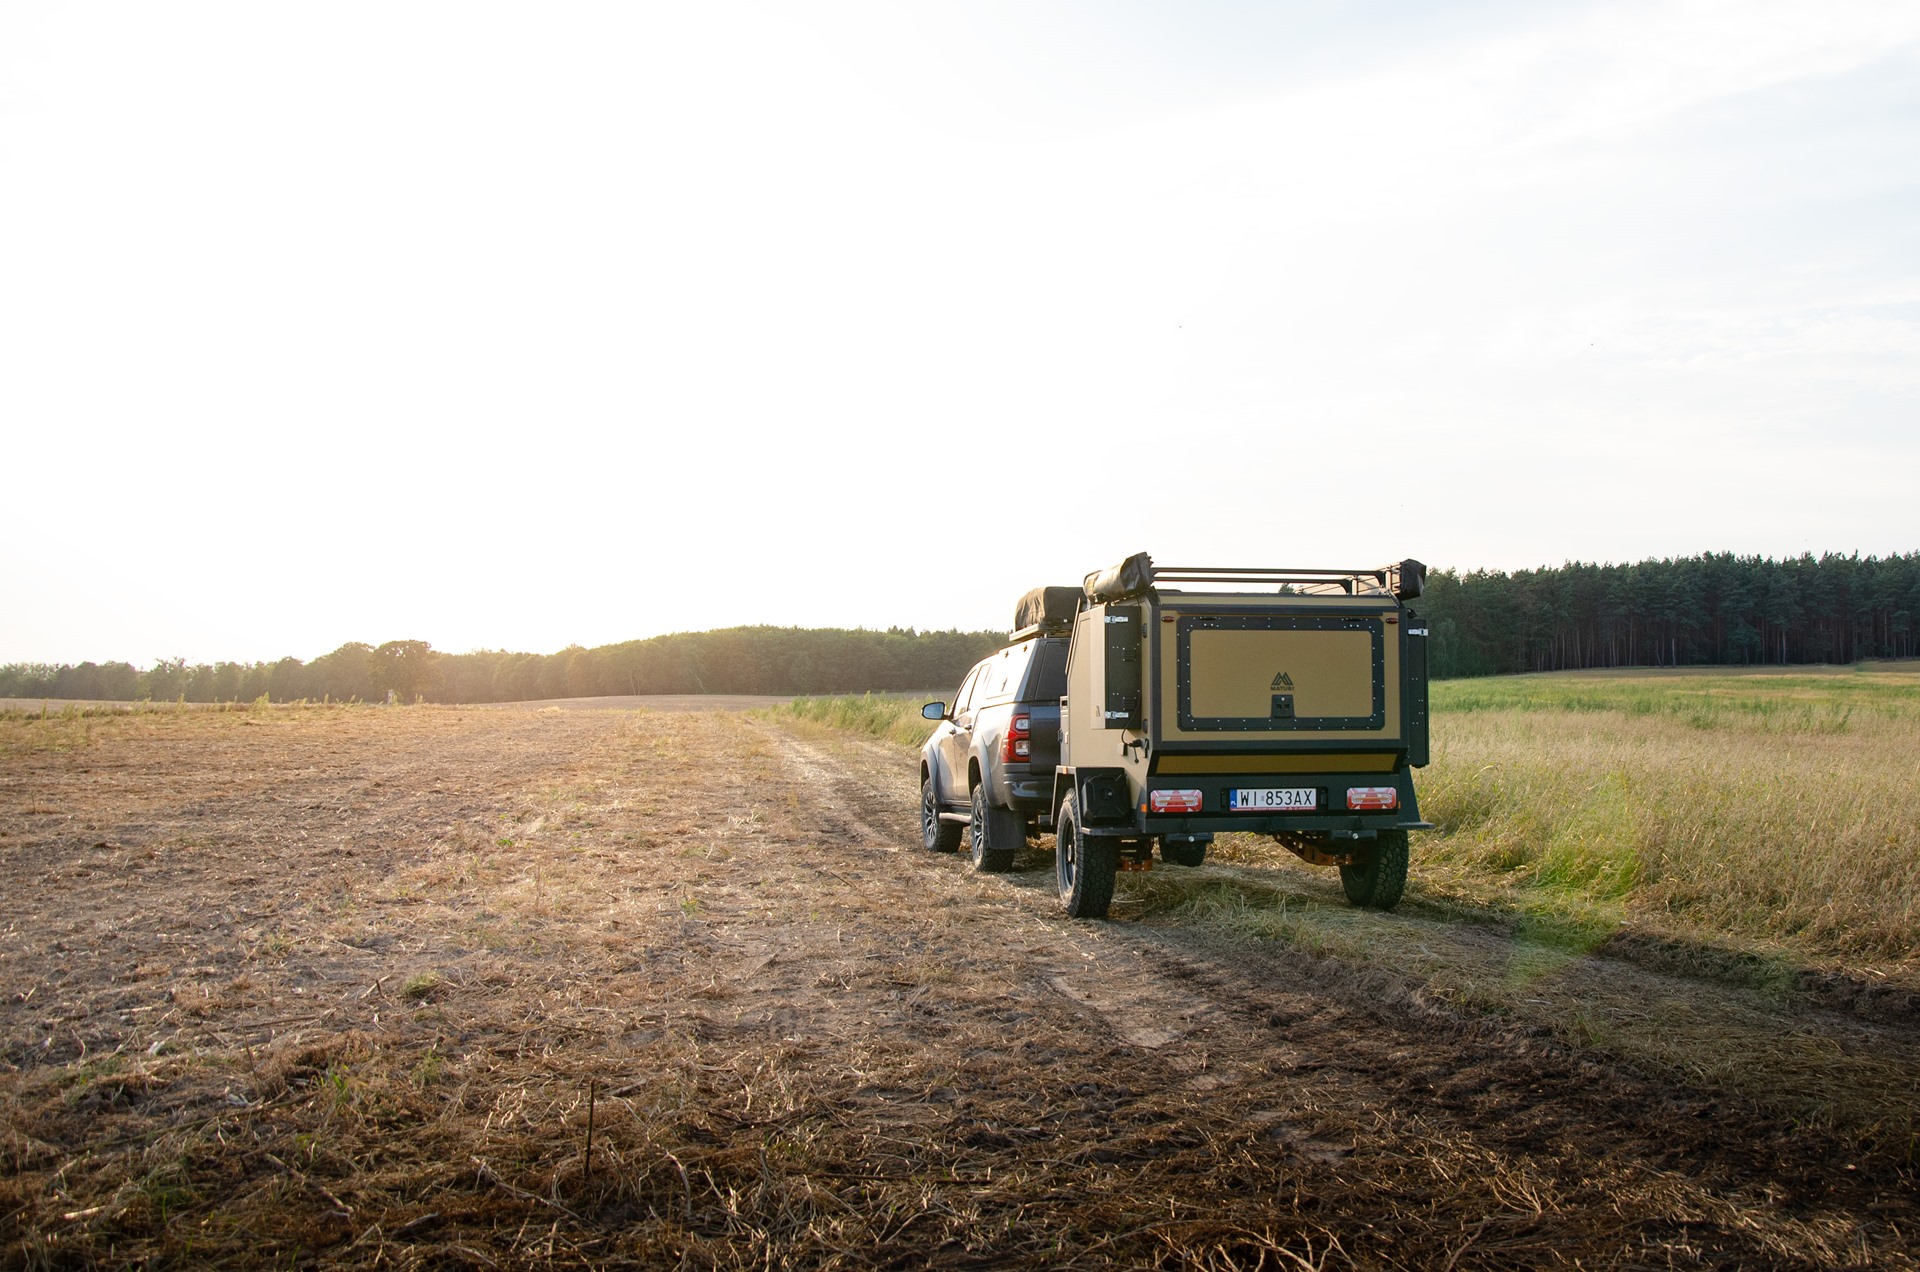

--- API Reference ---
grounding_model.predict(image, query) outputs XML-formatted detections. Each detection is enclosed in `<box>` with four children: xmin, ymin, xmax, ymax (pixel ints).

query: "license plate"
<box><xmin>1228</xmin><ymin>787</ymin><xmax>1318</xmax><ymax>811</ymax></box>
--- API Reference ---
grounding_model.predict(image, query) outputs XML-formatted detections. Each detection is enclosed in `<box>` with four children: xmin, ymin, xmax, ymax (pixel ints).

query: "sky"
<box><xmin>3</xmin><ymin>0</ymin><xmax>1917</xmax><ymax>665</ymax></box>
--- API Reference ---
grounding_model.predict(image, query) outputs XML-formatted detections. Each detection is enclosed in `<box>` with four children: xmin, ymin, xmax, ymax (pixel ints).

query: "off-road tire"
<box><xmin>921</xmin><ymin>774</ymin><xmax>962</xmax><ymax>854</ymax></box>
<box><xmin>1055</xmin><ymin>793</ymin><xmax>1117</xmax><ymax>919</ymax></box>
<box><xmin>969</xmin><ymin>784</ymin><xmax>1021</xmax><ymax>874</ymax></box>
<box><xmin>1340</xmin><ymin>829</ymin><xmax>1409</xmax><ymax>910</ymax></box>
<box><xmin>1159</xmin><ymin>836</ymin><xmax>1207</xmax><ymax>868</ymax></box>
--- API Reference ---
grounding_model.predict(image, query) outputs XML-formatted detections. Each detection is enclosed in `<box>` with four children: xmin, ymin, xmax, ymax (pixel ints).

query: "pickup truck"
<box><xmin>918</xmin><ymin>588</ymin><xmax>1074</xmax><ymax>873</ymax></box>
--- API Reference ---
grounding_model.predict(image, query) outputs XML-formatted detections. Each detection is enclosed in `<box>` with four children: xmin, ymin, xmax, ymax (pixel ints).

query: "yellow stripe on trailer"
<box><xmin>1154</xmin><ymin>753</ymin><xmax>1393</xmax><ymax>775</ymax></box>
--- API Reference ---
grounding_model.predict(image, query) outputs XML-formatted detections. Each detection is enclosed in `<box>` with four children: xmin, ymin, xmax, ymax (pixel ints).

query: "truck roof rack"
<box><xmin>1084</xmin><ymin>554</ymin><xmax>1425</xmax><ymax>602</ymax></box>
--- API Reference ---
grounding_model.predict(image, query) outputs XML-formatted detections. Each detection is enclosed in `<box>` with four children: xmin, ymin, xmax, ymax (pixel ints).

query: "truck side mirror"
<box><xmin>922</xmin><ymin>702</ymin><xmax>947</xmax><ymax>721</ymax></box>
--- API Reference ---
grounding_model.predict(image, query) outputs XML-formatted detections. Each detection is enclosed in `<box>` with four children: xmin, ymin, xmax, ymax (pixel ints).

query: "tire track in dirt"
<box><xmin>761</xmin><ymin>722</ymin><xmax>1242</xmax><ymax>1082</ymax></box>
<box><xmin>756</xmin><ymin>716</ymin><xmax>1920</xmax><ymax>1268</ymax></box>
<box><xmin>762</xmin><ymin>726</ymin><xmax>900</xmax><ymax>849</ymax></box>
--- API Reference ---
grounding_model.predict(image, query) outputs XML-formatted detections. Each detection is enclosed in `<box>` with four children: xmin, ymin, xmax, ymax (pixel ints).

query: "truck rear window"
<box><xmin>1023</xmin><ymin>641</ymin><xmax>1068</xmax><ymax>702</ymax></box>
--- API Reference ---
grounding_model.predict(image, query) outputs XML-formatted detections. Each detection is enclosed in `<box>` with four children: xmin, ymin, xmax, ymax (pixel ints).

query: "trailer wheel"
<box><xmin>921</xmin><ymin>774</ymin><xmax>962</xmax><ymax>854</ymax></box>
<box><xmin>969</xmin><ymin>785</ymin><xmax>1020</xmax><ymax>873</ymax></box>
<box><xmin>1055</xmin><ymin>793</ymin><xmax>1117</xmax><ymax>919</ymax></box>
<box><xmin>1340</xmin><ymin>830</ymin><xmax>1409</xmax><ymax>910</ymax></box>
<box><xmin>1159</xmin><ymin>836</ymin><xmax>1208</xmax><ymax>868</ymax></box>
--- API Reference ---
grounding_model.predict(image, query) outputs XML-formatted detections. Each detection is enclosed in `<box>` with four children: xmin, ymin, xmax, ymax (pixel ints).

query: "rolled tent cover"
<box><xmin>1083</xmin><ymin>552</ymin><xmax>1154</xmax><ymax>603</ymax></box>
<box><xmin>1014</xmin><ymin>586</ymin><xmax>1082</xmax><ymax>631</ymax></box>
<box><xmin>1394</xmin><ymin>559</ymin><xmax>1427</xmax><ymax>600</ymax></box>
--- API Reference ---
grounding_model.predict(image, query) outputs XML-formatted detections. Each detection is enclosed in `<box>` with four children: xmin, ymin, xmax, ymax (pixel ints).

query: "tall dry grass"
<box><xmin>1420</xmin><ymin>667</ymin><xmax>1920</xmax><ymax>961</ymax></box>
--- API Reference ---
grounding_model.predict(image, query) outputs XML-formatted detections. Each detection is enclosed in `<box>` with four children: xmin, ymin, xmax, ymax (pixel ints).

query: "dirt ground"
<box><xmin>1</xmin><ymin>705</ymin><xmax>1916</xmax><ymax>1268</ymax></box>
<box><xmin>0</xmin><ymin>695</ymin><xmax>798</xmax><ymax>715</ymax></box>
<box><xmin>468</xmin><ymin>695</ymin><xmax>796</xmax><ymax>712</ymax></box>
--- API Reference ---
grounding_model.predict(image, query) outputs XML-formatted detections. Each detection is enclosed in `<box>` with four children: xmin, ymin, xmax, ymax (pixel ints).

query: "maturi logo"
<box><xmin>1270</xmin><ymin>672</ymin><xmax>1295</xmax><ymax>689</ymax></box>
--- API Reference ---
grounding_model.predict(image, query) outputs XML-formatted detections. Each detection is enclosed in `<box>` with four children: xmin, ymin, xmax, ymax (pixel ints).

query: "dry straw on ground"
<box><xmin>1</xmin><ymin>699</ymin><xmax>1916</xmax><ymax>1267</ymax></box>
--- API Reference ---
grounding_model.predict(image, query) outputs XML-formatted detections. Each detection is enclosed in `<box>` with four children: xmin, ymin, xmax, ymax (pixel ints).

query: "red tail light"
<box><xmin>1150</xmin><ymin>789</ymin><xmax>1203</xmax><ymax>813</ymax></box>
<box><xmin>1001</xmin><ymin>714</ymin><xmax>1031</xmax><ymax>763</ymax></box>
<box><xmin>1346</xmin><ymin>786</ymin><xmax>1398</xmax><ymax>811</ymax></box>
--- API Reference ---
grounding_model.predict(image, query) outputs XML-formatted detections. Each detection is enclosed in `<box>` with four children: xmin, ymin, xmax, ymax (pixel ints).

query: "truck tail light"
<box><xmin>1001</xmin><ymin>714</ymin><xmax>1031</xmax><ymax>763</ymax></box>
<box><xmin>1150</xmin><ymin>789</ymin><xmax>1203</xmax><ymax>814</ymax></box>
<box><xmin>1347</xmin><ymin>786</ymin><xmax>1398</xmax><ymax>811</ymax></box>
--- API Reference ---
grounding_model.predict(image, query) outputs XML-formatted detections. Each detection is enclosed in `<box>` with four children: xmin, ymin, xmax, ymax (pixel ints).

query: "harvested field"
<box><xmin>0</xmin><ymin>694</ymin><xmax>799</xmax><ymax>716</ymax></box>
<box><xmin>2</xmin><ymin>705</ymin><xmax>1917</xmax><ymax>1268</ymax></box>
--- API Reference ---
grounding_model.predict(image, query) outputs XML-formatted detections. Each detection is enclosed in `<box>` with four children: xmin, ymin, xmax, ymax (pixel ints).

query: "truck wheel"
<box><xmin>1159</xmin><ymin>836</ymin><xmax>1208</xmax><ymax>868</ymax></box>
<box><xmin>921</xmin><ymin>774</ymin><xmax>962</xmax><ymax>854</ymax></box>
<box><xmin>1054</xmin><ymin>793</ymin><xmax>1117</xmax><ymax>919</ymax></box>
<box><xmin>1340</xmin><ymin>830</ymin><xmax>1409</xmax><ymax>910</ymax></box>
<box><xmin>969</xmin><ymin>785</ymin><xmax>1020</xmax><ymax>874</ymax></box>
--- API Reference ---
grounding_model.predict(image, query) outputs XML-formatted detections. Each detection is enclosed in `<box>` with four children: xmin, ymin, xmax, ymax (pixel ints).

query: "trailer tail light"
<box><xmin>1001</xmin><ymin>714</ymin><xmax>1031</xmax><ymax>763</ymax></box>
<box><xmin>1346</xmin><ymin>786</ymin><xmax>1398</xmax><ymax>811</ymax></box>
<box><xmin>1150</xmin><ymin>789</ymin><xmax>1203</xmax><ymax>814</ymax></box>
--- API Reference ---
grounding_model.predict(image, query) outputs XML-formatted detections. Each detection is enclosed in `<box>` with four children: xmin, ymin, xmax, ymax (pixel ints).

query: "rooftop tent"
<box><xmin>1083</xmin><ymin>552</ymin><xmax>1154</xmax><ymax>604</ymax></box>
<box><xmin>1014</xmin><ymin>586</ymin><xmax>1081</xmax><ymax>633</ymax></box>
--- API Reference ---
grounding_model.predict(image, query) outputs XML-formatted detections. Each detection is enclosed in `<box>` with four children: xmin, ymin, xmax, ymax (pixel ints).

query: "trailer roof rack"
<box><xmin>1085</xmin><ymin>555</ymin><xmax>1425</xmax><ymax>602</ymax></box>
<box><xmin>1155</xmin><ymin>565</ymin><xmax>1392</xmax><ymax>597</ymax></box>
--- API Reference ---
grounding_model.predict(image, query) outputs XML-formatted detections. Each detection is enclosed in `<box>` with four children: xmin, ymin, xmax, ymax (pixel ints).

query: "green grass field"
<box><xmin>768</xmin><ymin>664</ymin><xmax>1920</xmax><ymax>971</ymax></box>
<box><xmin>771</xmin><ymin>691</ymin><xmax>941</xmax><ymax>748</ymax></box>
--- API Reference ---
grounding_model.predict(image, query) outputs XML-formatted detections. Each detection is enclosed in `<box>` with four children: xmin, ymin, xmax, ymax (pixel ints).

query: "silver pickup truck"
<box><xmin>918</xmin><ymin>588</ymin><xmax>1075</xmax><ymax>873</ymax></box>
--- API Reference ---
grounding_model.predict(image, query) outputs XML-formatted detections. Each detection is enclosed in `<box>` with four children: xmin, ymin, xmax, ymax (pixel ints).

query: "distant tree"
<box><xmin>368</xmin><ymin>640</ymin><xmax>443</xmax><ymax>703</ymax></box>
<box><xmin>144</xmin><ymin>657</ymin><xmax>188</xmax><ymax>701</ymax></box>
<box><xmin>267</xmin><ymin>656</ymin><xmax>308</xmax><ymax>702</ymax></box>
<box><xmin>309</xmin><ymin>642</ymin><xmax>376</xmax><ymax>701</ymax></box>
<box><xmin>0</xmin><ymin>663</ymin><xmax>60</xmax><ymax>699</ymax></box>
<box><xmin>57</xmin><ymin>661</ymin><xmax>141</xmax><ymax>700</ymax></box>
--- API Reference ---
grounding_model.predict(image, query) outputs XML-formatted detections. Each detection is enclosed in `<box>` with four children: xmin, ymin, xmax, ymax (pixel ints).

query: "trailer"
<box><xmin>1049</xmin><ymin>552</ymin><xmax>1431</xmax><ymax>918</ymax></box>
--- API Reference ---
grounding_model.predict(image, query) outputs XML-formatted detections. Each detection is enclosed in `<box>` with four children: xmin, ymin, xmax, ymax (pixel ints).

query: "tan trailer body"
<box><xmin>1049</xmin><ymin>555</ymin><xmax>1430</xmax><ymax>916</ymax></box>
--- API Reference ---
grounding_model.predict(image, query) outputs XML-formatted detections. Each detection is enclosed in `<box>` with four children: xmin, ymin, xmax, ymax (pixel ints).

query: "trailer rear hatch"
<box><xmin>1156</xmin><ymin>596</ymin><xmax>1404</xmax><ymax>753</ymax></box>
<box><xmin>1181</xmin><ymin>615</ymin><xmax>1382</xmax><ymax>730</ymax></box>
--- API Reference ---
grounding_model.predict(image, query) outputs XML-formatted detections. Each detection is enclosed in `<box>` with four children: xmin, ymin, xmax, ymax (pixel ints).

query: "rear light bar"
<box><xmin>1000</xmin><ymin>714</ymin><xmax>1031</xmax><ymax>764</ymax></box>
<box><xmin>1150</xmin><ymin>789</ymin><xmax>1203</xmax><ymax>814</ymax></box>
<box><xmin>1346</xmin><ymin>786</ymin><xmax>1398</xmax><ymax>811</ymax></box>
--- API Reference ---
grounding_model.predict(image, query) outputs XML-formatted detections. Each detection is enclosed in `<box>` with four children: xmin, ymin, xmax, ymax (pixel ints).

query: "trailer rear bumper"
<box><xmin>1126</xmin><ymin>813</ymin><xmax>1429</xmax><ymax>836</ymax></box>
<box><xmin>1124</xmin><ymin>769</ymin><xmax>1427</xmax><ymax>836</ymax></box>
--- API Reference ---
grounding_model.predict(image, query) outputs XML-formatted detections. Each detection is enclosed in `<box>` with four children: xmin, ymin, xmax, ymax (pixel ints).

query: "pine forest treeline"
<box><xmin>0</xmin><ymin>627</ymin><xmax>1006</xmax><ymax>705</ymax></box>
<box><xmin>1419</xmin><ymin>551</ymin><xmax>1920</xmax><ymax>678</ymax></box>
<box><xmin>4</xmin><ymin>552</ymin><xmax>1916</xmax><ymax>703</ymax></box>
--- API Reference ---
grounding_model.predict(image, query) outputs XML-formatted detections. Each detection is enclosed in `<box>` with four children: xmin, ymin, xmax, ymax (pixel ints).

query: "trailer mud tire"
<box><xmin>921</xmin><ymin>774</ymin><xmax>962</xmax><ymax>854</ymax></box>
<box><xmin>969</xmin><ymin>785</ymin><xmax>1020</xmax><ymax>873</ymax></box>
<box><xmin>1159</xmin><ymin>836</ymin><xmax>1208</xmax><ymax>868</ymax></box>
<box><xmin>1340</xmin><ymin>829</ymin><xmax>1409</xmax><ymax>910</ymax></box>
<box><xmin>1055</xmin><ymin>793</ymin><xmax>1117</xmax><ymax>919</ymax></box>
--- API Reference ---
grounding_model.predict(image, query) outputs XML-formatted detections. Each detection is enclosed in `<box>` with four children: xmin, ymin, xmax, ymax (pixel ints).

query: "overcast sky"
<box><xmin>3</xmin><ymin>1</ymin><xmax>1917</xmax><ymax>665</ymax></box>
